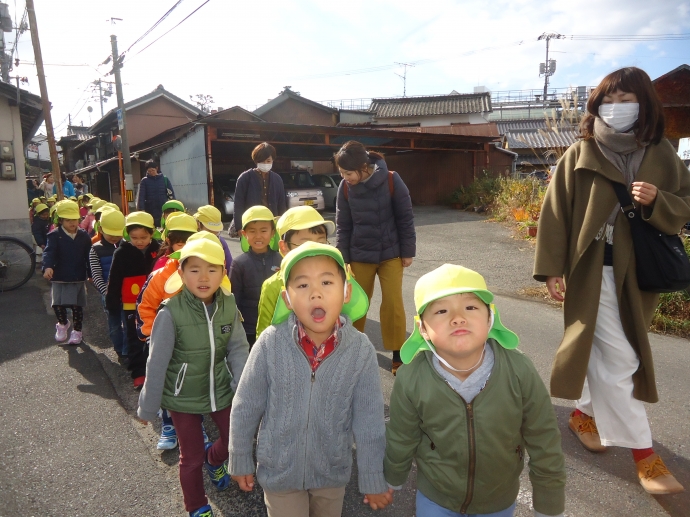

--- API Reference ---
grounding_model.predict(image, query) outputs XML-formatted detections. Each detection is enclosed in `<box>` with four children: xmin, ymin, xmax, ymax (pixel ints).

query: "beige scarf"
<box><xmin>593</xmin><ymin>117</ymin><xmax>647</xmax><ymax>227</ymax></box>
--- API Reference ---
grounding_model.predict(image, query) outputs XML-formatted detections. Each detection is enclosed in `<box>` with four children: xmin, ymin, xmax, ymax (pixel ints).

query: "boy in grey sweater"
<box><xmin>229</xmin><ymin>242</ymin><xmax>393</xmax><ymax>516</ymax></box>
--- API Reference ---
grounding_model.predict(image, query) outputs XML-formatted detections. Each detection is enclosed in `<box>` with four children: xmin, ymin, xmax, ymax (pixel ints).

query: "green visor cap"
<box><xmin>400</xmin><ymin>264</ymin><xmax>519</xmax><ymax>364</ymax></box>
<box><xmin>271</xmin><ymin>241</ymin><xmax>369</xmax><ymax>326</ymax></box>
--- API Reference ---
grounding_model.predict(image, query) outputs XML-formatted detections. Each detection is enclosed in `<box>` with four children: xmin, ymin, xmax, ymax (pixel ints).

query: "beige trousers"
<box><xmin>350</xmin><ymin>258</ymin><xmax>406</xmax><ymax>351</ymax></box>
<box><xmin>263</xmin><ymin>486</ymin><xmax>346</xmax><ymax>517</ymax></box>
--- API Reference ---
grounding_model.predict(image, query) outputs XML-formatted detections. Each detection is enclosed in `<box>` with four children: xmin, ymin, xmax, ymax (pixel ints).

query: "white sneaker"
<box><xmin>67</xmin><ymin>330</ymin><xmax>83</xmax><ymax>345</ymax></box>
<box><xmin>55</xmin><ymin>321</ymin><xmax>70</xmax><ymax>342</ymax></box>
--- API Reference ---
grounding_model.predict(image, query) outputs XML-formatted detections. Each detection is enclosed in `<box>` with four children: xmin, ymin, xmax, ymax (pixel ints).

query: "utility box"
<box><xmin>0</xmin><ymin>141</ymin><xmax>13</xmax><ymax>160</ymax></box>
<box><xmin>1</xmin><ymin>162</ymin><xmax>16</xmax><ymax>180</ymax></box>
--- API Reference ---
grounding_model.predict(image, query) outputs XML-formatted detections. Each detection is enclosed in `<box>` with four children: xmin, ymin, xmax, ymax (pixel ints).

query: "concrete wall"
<box><xmin>159</xmin><ymin>126</ymin><xmax>209</xmax><ymax>212</ymax></box>
<box><xmin>0</xmin><ymin>96</ymin><xmax>31</xmax><ymax>245</ymax></box>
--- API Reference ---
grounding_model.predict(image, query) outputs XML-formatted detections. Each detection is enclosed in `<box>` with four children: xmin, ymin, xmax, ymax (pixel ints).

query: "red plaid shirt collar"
<box><xmin>297</xmin><ymin>316</ymin><xmax>343</xmax><ymax>372</ymax></box>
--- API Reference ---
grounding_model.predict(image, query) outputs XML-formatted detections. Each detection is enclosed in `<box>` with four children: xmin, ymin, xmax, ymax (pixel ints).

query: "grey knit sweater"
<box><xmin>228</xmin><ymin>314</ymin><xmax>388</xmax><ymax>495</ymax></box>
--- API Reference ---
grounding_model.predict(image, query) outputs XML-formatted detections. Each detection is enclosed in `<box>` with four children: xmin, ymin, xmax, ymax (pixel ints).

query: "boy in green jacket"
<box><xmin>384</xmin><ymin>264</ymin><xmax>565</xmax><ymax>517</ymax></box>
<box><xmin>137</xmin><ymin>235</ymin><xmax>249</xmax><ymax>517</ymax></box>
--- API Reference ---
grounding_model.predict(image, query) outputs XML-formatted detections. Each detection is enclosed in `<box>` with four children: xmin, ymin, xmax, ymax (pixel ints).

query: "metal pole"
<box><xmin>97</xmin><ymin>79</ymin><xmax>104</xmax><ymax>117</ymax></box>
<box><xmin>110</xmin><ymin>34</ymin><xmax>132</xmax><ymax>211</ymax></box>
<box><xmin>543</xmin><ymin>37</ymin><xmax>550</xmax><ymax>109</ymax></box>
<box><xmin>25</xmin><ymin>0</ymin><xmax>63</xmax><ymax>199</ymax></box>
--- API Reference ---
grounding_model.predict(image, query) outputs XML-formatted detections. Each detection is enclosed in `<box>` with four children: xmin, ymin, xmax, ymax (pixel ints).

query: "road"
<box><xmin>0</xmin><ymin>206</ymin><xmax>687</xmax><ymax>516</ymax></box>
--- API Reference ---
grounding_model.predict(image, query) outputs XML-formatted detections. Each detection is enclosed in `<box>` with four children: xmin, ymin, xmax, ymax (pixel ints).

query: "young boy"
<box><xmin>254</xmin><ymin>205</ymin><xmax>334</xmax><ymax>338</ymax></box>
<box><xmin>229</xmin><ymin>206</ymin><xmax>281</xmax><ymax>345</ymax></box>
<box><xmin>194</xmin><ymin>204</ymin><xmax>232</xmax><ymax>273</ymax></box>
<box><xmin>138</xmin><ymin>237</ymin><xmax>249</xmax><ymax>517</ymax></box>
<box><xmin>384</xmin><ymin>264</ymin><xmax>566</xmax><ymax>517</ymax></box>
<box><xmin>89</xmin><ymin>208</ymin><xmax>127</xmax><ymax>358</ymax></box>
<box><xmin>106</xmin><ymin>211</ymin><xmax>161</xmax><ymax>388</ymax></box>
<box><xmin>229</xmin><ymin>242</ymin><xmax>391</xmax><ymax>517</ymax></box>
<box><xmin>31</xmin><ymin>203</ymin><xmax>51</xmax><ymax>250</ymax></box>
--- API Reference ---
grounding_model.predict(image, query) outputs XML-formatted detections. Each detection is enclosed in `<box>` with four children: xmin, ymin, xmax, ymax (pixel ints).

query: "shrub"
<box><xmin>450</xmin><ymin>172</ymin><xmax>502</xmax><ymax>209</ymax></box>
<box><xmin>491</xmin><ymin>177</ymin><xmax>547</xmax><ymax>223</ymax></box>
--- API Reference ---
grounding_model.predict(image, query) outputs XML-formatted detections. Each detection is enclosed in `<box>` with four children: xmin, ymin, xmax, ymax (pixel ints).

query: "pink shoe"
<box><xmin>67</xmin><ymin>330</ymin><xmax>83</xmax><ymax>345</ymax></box>
<box><xmin>55</xmin><ymin>321</ymin><xmax>70</xmax><ymax>342</ymax></box>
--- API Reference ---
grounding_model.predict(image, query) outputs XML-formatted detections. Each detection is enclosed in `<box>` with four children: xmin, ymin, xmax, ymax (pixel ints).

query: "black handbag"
<box><xmin>610</xmin><ymin>182</ymin><xmax>690</xmax><ymax>293</ymax></box>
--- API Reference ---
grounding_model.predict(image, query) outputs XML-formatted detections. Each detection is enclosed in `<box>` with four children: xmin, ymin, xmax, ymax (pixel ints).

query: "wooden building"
<box><xmin>653</xmin><ymin>64</ymin><xmax>690</xmax><ymax>149</ymax></box>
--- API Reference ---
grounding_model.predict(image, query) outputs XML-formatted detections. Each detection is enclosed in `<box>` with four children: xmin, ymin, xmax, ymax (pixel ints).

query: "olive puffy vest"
<box><xmin>160</xmin><ymin>287</ymin><xmax>237</xmax><ymax>414</ymax></box>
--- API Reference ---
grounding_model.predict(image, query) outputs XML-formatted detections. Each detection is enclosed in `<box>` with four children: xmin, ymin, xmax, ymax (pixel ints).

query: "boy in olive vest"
<box><xmin>138</xmin><ymin>236</ymin><xmax>249</xmax><ymax>517</ymax></box>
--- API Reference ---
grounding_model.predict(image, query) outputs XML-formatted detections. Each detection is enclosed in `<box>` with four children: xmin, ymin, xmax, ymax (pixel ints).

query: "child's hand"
<box><xmin>232</xmin><ymin>474</ymin><xmax>255</xmax><ymax>491</ymax></box>
<box><xmin>363</xmin><ymin>488</ymin><xmax>394</xmax><ymax>510</ymax></box>
<box><xmin>401</xmin><ymin>257</ymin><xmax>413</xmax><ymax>267</ymax></box>
<box><xmin>43</xmin><ymin>268</ymin><xmax>53</xmax><ymax>280</ymax></box>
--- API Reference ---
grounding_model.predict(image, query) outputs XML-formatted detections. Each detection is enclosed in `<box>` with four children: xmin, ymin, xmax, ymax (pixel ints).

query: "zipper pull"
<box><xmin>467</xmin><ymin>403</ymin><xmax>473</xmax><ymax>419</ymax></box>
<box><xmin>311</xmin><ymin>371</ymin><xmax>315</xmax><ymax>382</ymax></box>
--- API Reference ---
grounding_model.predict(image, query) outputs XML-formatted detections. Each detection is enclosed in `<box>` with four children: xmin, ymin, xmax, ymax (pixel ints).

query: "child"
<box><xmin>106</xmin><ymin>211</ymin><xmax>161</xmax><ymax>389</ymax></box>
<box><xmin>255</xmin><ymin>205</ymin><xmax>334</xmax><ymax>338</ymax></box>
<box><xmin>29</xmin><ymin>197</ymin><xmax>41</xmax><ymax>224</ymax></box>
<box><xmin>138</xmin><ymin>237</ymin><xmax>249</xmax><ymax>517</ymax></box>
<box><xmin>89</xmin><ymin>208</ymin><xmax>127</xmax><ymax>357</ymax></box>
<box><xmin>46</xmin><ymin>195</ymin><xmax>56</xmax><ymax>208</ymax></box>
<box><xmin>42</xmin><ymin>201</ymin><xmax>92</xmax><ymax>345</ymax></box>
<box><xmin>77</xmin><ymin>195</ymin><xmax>90</xmax><ymax>218</ymax></box>
<box><xmin>194</xmin><ymin>205</ymin><xmax>232</xmax><ymax>273</ymax></box>
<box><xmin>384</xmin><ymin>264</ymin><xmax>566</xmax><ymax>517</ymax></box>
<box><xmin>160</xmin><ymin>199</ymin><xmax>185</xmax><ymax>229</ymax></box>
<box><xmin>229</xmin><ymin>242</ymin><xmax>391</xmax><ymax>517</ymax></box>
<box><xmin>31</xmin><ymin>203</ymin><xmax>51</xmax><ymax>250</ymax></box>
<box><xmin>229</xmin><ymin>206</ymin><xmax>281</xmax><ymax>345</ymax></box>
<box><xmin>153</xmin><ymin>212</ymin><xmax>198</xmax><ymax>271</ymax></box>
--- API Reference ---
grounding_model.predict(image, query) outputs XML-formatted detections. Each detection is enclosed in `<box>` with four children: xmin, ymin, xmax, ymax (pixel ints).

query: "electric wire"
<box><xmin>122</xmin><ymin>0</ymin><xmax>184</xmax><ymax>54</ymax></box>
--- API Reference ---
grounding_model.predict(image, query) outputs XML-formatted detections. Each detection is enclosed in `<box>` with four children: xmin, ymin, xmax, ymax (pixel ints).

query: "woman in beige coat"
<box><xmin>534</xmin><ymin>67</ymin><xmax>690</xmax><ymax>495</ymax></box>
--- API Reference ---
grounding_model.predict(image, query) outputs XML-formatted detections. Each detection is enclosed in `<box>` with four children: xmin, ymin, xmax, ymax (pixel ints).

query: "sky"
<box><xmin>4</xmin><ymin>0</ymin><xmax>690</xmax><ymax>137</ymax></box>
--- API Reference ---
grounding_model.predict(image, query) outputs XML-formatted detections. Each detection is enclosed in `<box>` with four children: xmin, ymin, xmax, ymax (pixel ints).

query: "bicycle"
<box><xmin>0</xmin><ymin>236</ymin><xmax>36</xmax><ymax>292</ymax></box>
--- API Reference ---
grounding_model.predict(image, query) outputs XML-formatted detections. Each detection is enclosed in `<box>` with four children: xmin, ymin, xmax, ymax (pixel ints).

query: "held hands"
<box><xmin>546</xmin><ymin>277</ymin><xmax>565</xmax><ymax>302</ymax></box>
<box><xmin>232</xmin><ymin>474</ymin><xmax>255</xmax><ymax>492</ymax></box>
<box><xmin>401</xmin><ymin>257</ymin><xmax>414</xmax><ymax>268</ymax></box>
<box><xmin>43</xmin><ymin>268</ymin><xmax>53</xmax><ymax>280</ymax></box>
<box><xmin>362</xmin><ymin>488</ymin><xmax>394</xmax><ymax>510</ymax></box>
<box><xmin>631</xmin><ymin>182</ymin><xmax>658</xmax><ymax>207</ymax></box>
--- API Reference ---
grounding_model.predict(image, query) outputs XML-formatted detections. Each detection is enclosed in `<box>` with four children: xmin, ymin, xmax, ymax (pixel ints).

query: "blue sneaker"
<box><xmin>201</xmin><ymin>422</ymin><xmax>211</xmax><ymax>448</ymax></box>
<box><xmin>189</xmin><ymin>505</ymin><xmax>213</xmax><ymax>517</ymax></box>
<box><xmin>204</xmin><ymin>443</ymin><xmax>230</xmax><ymax>490</ymax></box>
<box><xmin>156</xmin><ymin>424</ymin><xmax>178</xmax><ymax>450</ymax></box>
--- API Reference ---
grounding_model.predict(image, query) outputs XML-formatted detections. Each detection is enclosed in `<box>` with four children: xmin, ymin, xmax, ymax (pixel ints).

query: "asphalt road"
<box><xmin>1</xmin><ymin>206</ymin><xmax>688</xmax><ymax>516</ymax></box>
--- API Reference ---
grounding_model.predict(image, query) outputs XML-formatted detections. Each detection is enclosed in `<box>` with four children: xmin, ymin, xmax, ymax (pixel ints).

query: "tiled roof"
<box><xmin>370</xmin><ymin>92</ymin><xmax>492</xmax><ymax>118</ymax></box>
<box><xmin>372</xmin><ymin>123</ymin><xmax>500</xmax><ymax>138</ymax></box>
<box><xmin>498</xmin><ymin>118</ymin><xmax>580</xmax><ymax>150</ymax></box>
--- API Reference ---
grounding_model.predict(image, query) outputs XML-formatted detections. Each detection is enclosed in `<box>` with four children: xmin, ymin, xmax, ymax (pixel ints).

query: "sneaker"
<box><xmin>568</xmin><ymin>410</ymin><xmax>607</xmax><ymax>452</ymax></box>
<box><xmin>189</xmin><ymin>505</ymin><xmax>214</xmax><ymax>517</ymax></box>
<box><xmin>55</xmin><ymin>321</ymin><xmax>70</xmax><ymax>342</ymax></box>
<box><xmin>636</xmin><ymin>453</ymin><xmax>685</xmax><ymax>495</ymax></box>
<box><xmin>204</xmin><ymin>443</ymin><xmax>229</xmax><ymax>490</ymax></box>
<box><xmin>156</xmin><ymin>424</ymin><xmax>178</xmax><ymax>450</ymax></box>
<box><xmin>133</xmin><ymin>376</ymin><xmax>146</xmax><ymax>390</ymax></box>
<box><xmin>67</xmin><ymin>330</ymin><xmax>83</xmax><ymax>345</ymax></box>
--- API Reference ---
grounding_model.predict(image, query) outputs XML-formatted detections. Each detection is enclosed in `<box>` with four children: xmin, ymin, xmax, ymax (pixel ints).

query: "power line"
<box><xmin>567</xmin><ymin>33</ymin><xmax>690</xmax><ymax>41</ymax></box>
<box><xmin>122</xmin><ymin>0</ymin><xmax>184</xmax><ymax>54</ymax></box>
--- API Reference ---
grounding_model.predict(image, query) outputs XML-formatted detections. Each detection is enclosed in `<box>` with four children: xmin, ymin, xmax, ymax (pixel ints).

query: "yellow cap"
<box><xmin>125</xmin><ymin>211</ymin><xmax>155</xmax><ymax>229</ymax></box>
<box><xmin>276</xmin><ymin>206</ymin><xmax>335</xmax><ymax>238</ymax></box>
<box><xmin>31</xmin><ymin>198</ymin><xmax>41</xmax><ymax>205</ymax></box>
<box><xmin>48</xmin><ymin>195</ymin><xmax>57</xmax><ymax>202</ymax></box>
<box><xmin>163</xmin><ymin>232</ymin><xmax>231</xmax><ymax>296</ymax></box>
<box><xmin>34</xmin><ymin>203</ymin><xmax>49</xmax><ymax>214</ymax></box>
<box><xmin>69</xmin><ymin>196</ymin><xmax>78</xmax><ymax>201</ymax></box>
<box><xmin>89</xmin><ymin>199</ymin><xmax>107</xmax><ymax>212</ymax></box>
<box><xmin>194</xmin><ymin>205</ymin><xmax>224</xmax><ymax>232</ymax></box>
<box><xmin>241</xmin><ymin>205</ymin><xmax>274</xmax><ymax>229</ymax></box>
<box><xmin>165</xmin><ymin>212</ymin><xmax>198</xmax><ymax>234</ymax></box>
<box><xmin>100</xmin><ymin>210</ymin><xmax>126</xmax><ymax>237</ymax></box>
<box><xmin>98</xmin><ymin>202</ymin><xmax>120</xmax><ymax>214</ymax></box>
<box><xmin>56</xmin><ymin>200</ymin><xmax>80</xmax><ymax>220</ymax></box>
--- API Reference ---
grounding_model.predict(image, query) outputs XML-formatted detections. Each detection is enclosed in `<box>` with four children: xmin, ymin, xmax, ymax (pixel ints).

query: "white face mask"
<box><xmin>598</xmin><ymin>103</ymin><xmax>639</xmax><ymax>133</ymax></box>
<box><xmin>257</xmin><ymin>163</ymin><xmax>272</xmax><ymax>173</ymax></box>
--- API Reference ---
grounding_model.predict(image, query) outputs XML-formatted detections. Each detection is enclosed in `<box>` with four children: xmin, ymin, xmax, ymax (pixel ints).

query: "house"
<box><xmin>26</xmin><ymin>132</ymin><xmax>55</xmax><ymax>172</ymax></box>
<box><xmin>56</xmin><ymin>125</ymin><xmax>90</xmax><ymax>172</ymax></box>
<box><xmin>653</xmin><ymin>64</ymin><xmax>690</xmax><ymax>149</ymax></box>
<box><xmin>0</xmin><ymin>81</ymin><xmax>44</xmax><ymax>243</ymax></box>
<box><xmin>253</xmin><ymin>87</ymin><xmax>339</xmax><ymax>126</ymax></box>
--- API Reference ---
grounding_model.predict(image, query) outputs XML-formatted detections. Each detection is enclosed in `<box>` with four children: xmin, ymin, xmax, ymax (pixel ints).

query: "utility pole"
<box><xmin>538</xmin><ymin>33</ymin><xmax>564</xmax><ymax>108</ymax></box>
<box><xmin>394</xmin><ymin>62</ymin><xmax>415</xmax><ymax>97</ymax></box>
<box><xmin>110</xmin><ymin>34</ymin><xmax>132</xmax><ymax>211</ymax></box>
<box><xmin>25</xmin><ymin>0</ymin><xmax>63</xmax><ymax>199</ymax></box>
<box><xmin>96</xmin><ymin>78</ymin><xmax>104</xmax><ymax>117</ymax></box>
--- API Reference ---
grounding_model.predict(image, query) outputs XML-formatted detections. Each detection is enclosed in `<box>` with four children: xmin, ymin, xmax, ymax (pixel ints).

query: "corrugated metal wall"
<box><xmin>159</xmin><ymin>126</ymin><xmax>209</xmax><ymax>212</ymax></box>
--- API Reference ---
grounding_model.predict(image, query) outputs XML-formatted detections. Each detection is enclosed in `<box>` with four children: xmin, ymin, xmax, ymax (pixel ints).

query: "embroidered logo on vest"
<box><xmin>221</xmin><ymin>324</ymin><xmax>232</xmax><ymax>334</ymax></box>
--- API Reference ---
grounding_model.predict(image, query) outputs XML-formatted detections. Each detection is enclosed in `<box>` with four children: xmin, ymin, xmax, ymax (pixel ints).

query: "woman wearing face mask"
<box><xmin>534</xmin><ymin>67</ymin><xmax>690</xmax><ymax>495</ymax></box>
<box><xmin>232</xmin><ymin>142</ymin><xmax>287</xmax><ymax>235</ymax></box>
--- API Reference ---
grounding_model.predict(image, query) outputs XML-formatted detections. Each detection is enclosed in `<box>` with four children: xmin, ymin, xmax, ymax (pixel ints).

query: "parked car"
<box><xmin>214</xmin><ymin>177</ymin><xmax>236</xmax><ymax>220</ymax></box>
<box><xmin>278</xmin><ymin>171</ymin><xmax>325</xmax><ymax>211</ymax></box>
<box><xmin>312</xmin><ymin>174</ymin><xmax>340</xmax><ymax>210</ymax></box>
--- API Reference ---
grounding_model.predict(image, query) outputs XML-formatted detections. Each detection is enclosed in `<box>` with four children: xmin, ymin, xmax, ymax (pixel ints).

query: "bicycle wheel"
<box><xmin>0</xmin><ymin>236</ymin><xmax>36</xmax><ymax>292</ymax></box>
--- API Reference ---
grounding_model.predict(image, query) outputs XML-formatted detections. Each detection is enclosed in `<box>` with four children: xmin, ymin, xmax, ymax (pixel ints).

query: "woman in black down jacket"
<box><xmin>335</xmin><ymin>140</ymin><xmax>416</xmax><ymax>375</ymax></box>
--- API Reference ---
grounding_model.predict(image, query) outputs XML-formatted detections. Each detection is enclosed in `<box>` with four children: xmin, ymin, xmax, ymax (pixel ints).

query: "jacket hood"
<box><xmin>362</xmin><ymin>158</ymin><xmax>390</xmax><ymax>190</ymax></box>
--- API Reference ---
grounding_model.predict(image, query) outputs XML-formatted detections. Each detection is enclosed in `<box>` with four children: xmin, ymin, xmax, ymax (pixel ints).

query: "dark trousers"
<box><xmin>125</xmin><ymin>310</ymin><xmax>146</xmax><ymax>378</ymax></box>
<box><xmin>169</xmin><ymin>406</ymin><xmax>231</xmax><ymax>513</ymax></box>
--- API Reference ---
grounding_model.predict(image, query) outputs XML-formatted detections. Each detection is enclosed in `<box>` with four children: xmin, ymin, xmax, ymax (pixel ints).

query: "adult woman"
<box><xmin>39</xmin><ymin>173</ymin><xmax>56</xmax><ymax>197</ymax></box>
<box><xmin>72</xmin><ymin>174</ymin><xmax>88</xmax><ymax>195</ymax></box>
<box><xmin>61</xmin><ymin>173</ymin><xmax>75</xmax><ymax>198</ymax></box>
<box><xmin>534</xmin><ymin>67</ymin><xmax>690</xmax><ymax>495</ymax></box>
<box><xmin>335</xmin><ymin>140</ymin><xmax>416</xmax><ymax>375</ymax></box>
<box><xmin>233</xmin><ymin>142</ymin><xmax>286</xmax><ymax>232</ymax></box>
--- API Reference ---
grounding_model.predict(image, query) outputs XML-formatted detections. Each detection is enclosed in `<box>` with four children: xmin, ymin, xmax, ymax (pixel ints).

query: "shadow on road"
<box><xmin>63</xmin><ymin>343</ymin><xmax>119</xmax><ymax>401</ymax></box>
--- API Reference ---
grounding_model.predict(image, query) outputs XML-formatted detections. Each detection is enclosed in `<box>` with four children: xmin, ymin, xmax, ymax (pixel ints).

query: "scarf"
<box><xmin>593</xmin><ymin>117</ymin><xmax>647</xmax><ymax>228</ymax></box>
